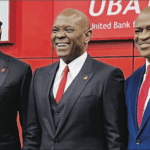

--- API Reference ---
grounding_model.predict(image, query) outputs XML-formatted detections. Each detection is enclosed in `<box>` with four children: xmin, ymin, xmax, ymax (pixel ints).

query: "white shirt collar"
<box><xmin>58</xmin><ymin>51</ymin><xmax>87</xmax><ymax>79</ymax></box>
<box><xmin>145</xmin><ymin>59</ymin><xmax>150</xmax><ymax>73</ymax></box>
<box><xmin>57</xmin><ymin>59</ymin><xmax>67</xmax><ymax>79</ymax></box>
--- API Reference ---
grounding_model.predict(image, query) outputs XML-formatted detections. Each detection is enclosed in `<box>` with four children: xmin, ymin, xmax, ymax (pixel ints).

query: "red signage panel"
<box><xmin>54</xmin><ymin>0</ymin><xmax>150</xmax><ymax>40</ymax></box>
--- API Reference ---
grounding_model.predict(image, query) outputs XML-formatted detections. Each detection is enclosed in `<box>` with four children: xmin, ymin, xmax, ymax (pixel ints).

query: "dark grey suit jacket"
<box><xmin>24</xmin><ymin>55</ymin><xmax>127</xmax><ymax>150</ymax></box>
<box><xmin>0</xmin><ymin>52</ymin><xmax>32</xmax><ymax>150</ymax></box>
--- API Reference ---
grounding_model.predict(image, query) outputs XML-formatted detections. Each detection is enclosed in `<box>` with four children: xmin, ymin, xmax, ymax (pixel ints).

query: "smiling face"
<box><xmin>134</xmin><ymin>9</ymin><xmax>150</xmax><ymax>62</ymax></box>
<box><xmin>51</xmin><ymin>9</ymin><xmax>91</xmax><ymax>64</ymax></box>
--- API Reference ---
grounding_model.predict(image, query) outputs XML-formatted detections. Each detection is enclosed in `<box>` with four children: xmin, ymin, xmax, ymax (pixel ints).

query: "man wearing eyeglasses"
<box><xmin>24</xmin><ymin>9</ymin><xmax>127</xmax><ymax>150</ymax></box>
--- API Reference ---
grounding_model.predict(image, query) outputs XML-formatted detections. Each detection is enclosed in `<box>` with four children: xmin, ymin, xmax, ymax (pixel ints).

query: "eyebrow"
<box><xmin>134</xmin><ymin>27</ymin><xmax>142</xmax><ymax>29</ymax></box>
<box><xmin>52</xmin><ymin>25</ymin><xmax>73</xmax><ymax>28</ymax></box>
<box><xmin>52</xmin><ymin>26</ymin><xmax>58</xmax><ymax>28</ymax></box>
<box><xmin>134</xmin><ymin>25</ymin><xmax>150</xmax><ymax>29</ymax></box>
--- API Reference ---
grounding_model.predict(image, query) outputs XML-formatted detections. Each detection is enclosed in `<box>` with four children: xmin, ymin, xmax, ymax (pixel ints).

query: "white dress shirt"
<box><xmin>140</xmin><ymin>59</ymin><xmax>150</xmax><ymax>112</ymax></box>
<box><xmin>53</xmin><ymin>52</ymin><xmax>87</xmax><ymax>99</ymax></box>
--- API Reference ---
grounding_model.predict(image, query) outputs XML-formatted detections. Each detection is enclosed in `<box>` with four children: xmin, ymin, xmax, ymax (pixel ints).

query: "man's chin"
<box><xmin>56</xmin><ymin>53</ymin><xmax>68</xmax><ymax>61</ymax></box>
<box><xmin>55</xmin><ymin>49</ymin><xmax>69</xmax><ymax>56</ymax></box>
<box><xmin>139</xmin><ymin>53</ymin><xmax>150</xmax><ymax>60</ymax></box>
<box><xmin>138</xmin><ymin>48</ymin><xmax>150</xmax><ymax>57</ymax></box>
<box><xmin>57</xmin><ymin>52</ymin><xmax>68</xmax><ymax>58</ymax></box>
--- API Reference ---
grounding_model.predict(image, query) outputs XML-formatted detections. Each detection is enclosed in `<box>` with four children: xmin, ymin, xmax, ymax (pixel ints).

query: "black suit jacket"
<box><xmin>24</xmin><ymin>55</ymin><xmax>127</xmax><ymax>150</ymax></box>
<box><xmin>0</xmin><ymin>52</ymin><xmax>32</xmax><ymax>150</ymax></box>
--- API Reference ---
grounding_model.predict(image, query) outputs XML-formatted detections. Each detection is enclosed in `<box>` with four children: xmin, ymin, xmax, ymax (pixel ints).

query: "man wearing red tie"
<box><xmin>23</xmin><ymin>9</ymin><xmax>127</xmax><ymax>150</ymax></box>
<box><xmin>125</xmin><ymin>6</ymin><xmax>150</xmax><ymax>149</ymax></box>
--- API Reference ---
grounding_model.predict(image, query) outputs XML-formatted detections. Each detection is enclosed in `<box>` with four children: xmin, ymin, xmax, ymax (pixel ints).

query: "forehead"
<box><xmin>53</xmin><ymin>14</ymin><xmax>82</xmax><ymax>27</ymax></box>
<box><xmin>135</xmin><ymin>12</ymin><xmax>150</xmax><ymax>28</ymax></box>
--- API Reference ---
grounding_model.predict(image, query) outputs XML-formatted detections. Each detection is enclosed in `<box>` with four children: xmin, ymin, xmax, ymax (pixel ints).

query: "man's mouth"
<box><xmin>56</xmin><ymin>43</ymin><xmax>70</xmax><ymax>47</ymax></box>
<box><xmin>139</xmin><ymin>43</ymin><xmax>150</xmax><ymax>49</ymax></box>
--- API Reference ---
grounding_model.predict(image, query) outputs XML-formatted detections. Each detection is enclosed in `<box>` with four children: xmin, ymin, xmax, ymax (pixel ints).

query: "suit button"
<box><xmin>55</xmin><ymin>111</ymin><xmax>59</xmax><ymax>115</ymax></box>
<box><xmin>136</xmin><ymin>140</ymin><xmax>140</xmax><ymax>145</ymax></box>
<box><xmin>54</xmin><ymin>139</ymin><xmax>59</xmax><ymax>144</ymax></box>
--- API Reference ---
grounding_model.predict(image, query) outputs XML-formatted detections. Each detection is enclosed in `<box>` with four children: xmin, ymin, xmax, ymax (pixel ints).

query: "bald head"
<box><xmin>135</xmin><ymin>6</ymin><xmax>150</xmax><ymax>24</ymax></box>
<box><xmin>140</xmin><ymin>6</ymin><xmax>150</xmax><ymax>14</ymax></box>
<box><xmin>57</xmin><ymin>9</ymin><xmax>90</xmax><ymax>31</ymax></box>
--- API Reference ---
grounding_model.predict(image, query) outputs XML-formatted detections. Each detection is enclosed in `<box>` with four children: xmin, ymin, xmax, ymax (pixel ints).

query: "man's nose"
<box><xmin>56</xmin><ymin>30</ymin><xmax>66</xmax><ymax>39</ymax></box>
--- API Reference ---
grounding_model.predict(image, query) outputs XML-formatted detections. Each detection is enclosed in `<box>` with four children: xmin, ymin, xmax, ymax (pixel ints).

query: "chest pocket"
<box><xmin>76</xmin><ymin>95</ymin><xmax>95</xmax><ymax>104</ymax></box>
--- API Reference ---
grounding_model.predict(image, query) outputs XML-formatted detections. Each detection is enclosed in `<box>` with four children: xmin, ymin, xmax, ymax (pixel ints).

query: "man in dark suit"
<box><xmin>23</xmin><ymin>9</ymin><xmax>127</xmax><ymax>150</ymax></box>
<box><xmin>125</xmin><ymin>6</ymin><xmax>150</xmax><ymax>149</ymax></box>
<box><xmin>0</xmin><ymin>22</ymin><xmax>32</xmax><ymax>150</ymax></box>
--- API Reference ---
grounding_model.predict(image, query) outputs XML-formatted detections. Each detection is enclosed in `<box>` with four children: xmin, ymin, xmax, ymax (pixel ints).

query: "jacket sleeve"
<box><xmin>23</xmin><ymin>69</ymin><xmax>42</xmax><ymax>150</ymax></box>
<box><xmin>18</xmin><ymin>65</ymin><xmax>32</xmax><ymax>137</ymax></box>
<box><xmin>103</xmin><ymin>68</ymin><xmax>128</xmax><ymax>150</ymax></box>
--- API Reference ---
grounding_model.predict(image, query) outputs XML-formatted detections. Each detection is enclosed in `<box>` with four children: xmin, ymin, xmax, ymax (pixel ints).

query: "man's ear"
<box><xmin>84</xmin><ymin>29</ymin><xmax>92</xmax><ymax>44</ymax></box>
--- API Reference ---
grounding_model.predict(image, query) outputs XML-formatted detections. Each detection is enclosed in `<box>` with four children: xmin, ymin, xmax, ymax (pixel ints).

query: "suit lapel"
<box><xmin>0</xmin><ymin>52</ymin><xmax>10</xmax><ymax>87</ymax></box>
<box><xmin>137</xmin><ymin>99</ymin><xmax>150</xmax><ymax>136</ymax></box>
<box><xmin>55</xmin><ymin>55</ymin><xmax>95</xmax><ymax>136</ymax></box>
<box><xmin>42</xmin><ymin>62</ymin><xmax>59</xmax><ymax>135</ymax></box>
<box><xmin>137</xmin><ymin>65</ymin><xmax>150</xmax><ymax>136</ymax></box>
<box><xmin>131</xmin><ymin>65</ymin><xmax>145</xmax><ymax>133</ymax></box>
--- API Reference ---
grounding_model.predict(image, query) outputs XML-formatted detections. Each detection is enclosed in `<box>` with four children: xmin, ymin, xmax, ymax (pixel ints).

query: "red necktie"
<box><xmin>56</xmin><ymin>65</ymin><xmax>69</xmax><ymax>103</ymax></box>
<box><xmin>137</xmin><ymin>65</ymin><xmax>150</xmax><ymax>127</ymax></box>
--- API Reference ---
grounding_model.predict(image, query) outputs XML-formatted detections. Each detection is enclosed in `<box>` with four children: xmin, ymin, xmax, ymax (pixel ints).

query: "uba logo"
<box><xmin>89</xmin><ymin>0</ymin><xmax>150</xmax><ymax>16</ymax></box>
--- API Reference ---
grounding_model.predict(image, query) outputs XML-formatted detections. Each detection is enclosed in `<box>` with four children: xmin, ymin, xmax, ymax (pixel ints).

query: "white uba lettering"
<box><xmin>107</xmin><ymin>0</ymin><xmax>122</xmax><ymax>15</ymax></box>
<box><xmin>89</xmin><ymin>0</ymin><xmax>145</xmax><ymax>16</ymax></box>
<box><xmin>89</xmin><ymin>0</ymin><xmax>106</xmax><ymax>16</ymax></box>
<box><xmin>123</xmin><ymin>1</ymin><xmax>140</xmax><ymax>15</ymax></box>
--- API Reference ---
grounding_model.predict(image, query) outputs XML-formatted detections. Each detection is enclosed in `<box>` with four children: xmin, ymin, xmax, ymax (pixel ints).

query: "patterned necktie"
<box><xmin>137</xmin><ymin>65</ymin><xmax>150</xmax><ymax>127</ymax></box>
<box><xmin>56</xmin><ymin>65</ymin><xmax>69</xmax><ymax>104</ymax></box>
